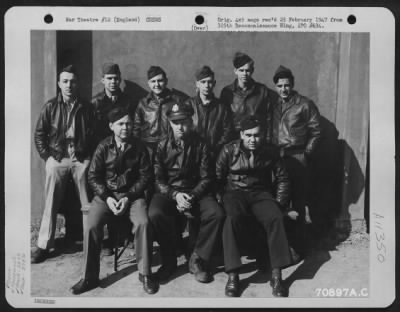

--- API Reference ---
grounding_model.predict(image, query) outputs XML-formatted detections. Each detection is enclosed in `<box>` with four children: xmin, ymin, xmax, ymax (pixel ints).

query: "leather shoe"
<box><xmin>270</xmin><ymin>277</ymin><xmax>288</xmax><ymax>297</ymax></box>
<box><xmin>225</xmin><ymin>272</ymin><xmax>240</xmax><ymax>297</ymax></box>
<box><xmin>155</xmin><ymin>260</ymin><xmax>177</xmax><ymax>283</ymax></box>
<box><xmin>70</xmin><ymin>278</ymin><xmax>99</xmax><ymax>295</ymax></box>
<box><xmin>31</xmin><ymin>247</ymin><xmax>49</xmax><ymax>264</ymax></box>
<box><xmin>188</xmin><ymin>252</ymin><xmax>213</xmax><ymax>283</ymax></box>
<box><xmin>139</xmin><ymin>273</ymin><xmax>159</xmax><ymax>294</ymax></box>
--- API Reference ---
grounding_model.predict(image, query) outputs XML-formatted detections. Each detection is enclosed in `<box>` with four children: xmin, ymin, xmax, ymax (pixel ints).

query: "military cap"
<box><xmin>59</xmin><ymin>64</ymin><xmax>78</xmax><ymax>77</ymax></box>
<box><xmin>166</xmin><ymin>103</ymin><xmax>194</xmax><ymax>122</ymax></box>
<box><xmin>273</xmin><ymin>65</ymin><xmax>295</xmax><ymax>85</ymax></box>
<box><xmin>147</xmin><ymin>66</ymin><xmax>167</xmax><ymax>80</ymax></box>
<box><xmin>233</xmin><ymin>52</ymin><xmax>254</xmax><ymax>69</ymax></box>
<box><xmin>195</xmin><ymin>65</ymin><xmax>214</xmax><ymax>81</ymax></box>
<box><xmin>107</xmin><ymin>107</ymin><xmax>130</xmax><ymax>123</ymax></box>
<box><xmin>239</xmin><ymin>115</ymin><xmax>260</xmax><ymax>131</ymax></box>
<box><xmin>102</xmin><ymin>63</ymin><xmax>121</xmax><ymax>75</ymax></box>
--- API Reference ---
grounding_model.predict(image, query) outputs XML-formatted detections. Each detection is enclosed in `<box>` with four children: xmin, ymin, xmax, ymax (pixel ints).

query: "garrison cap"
<box><xmin>195</xmin><ymin>65</ymin><xmax>214</xmax><ymax>81</ymax></box>
<box><xmin>59</xmin><ymin>64</ymin><xmax>78</xmax><ymax>77</ymax></box>
<box><xmin>102</xmin><ymin>63</ymin><xmax>121</xmax><ymax>75</ymax></box>
<box><xmin>233</xmin><ymin>52</ymin><xmax>254</xmax><ymax>69</ymax></box>
<box><xmin>273</xmin><ymin>65</ymin><xmax>295</xmax><ymax>85</ymax></box>
<box><xmin>166</xmin><ymin>103</ymin><xmax>194</xmax><ymax>122</ymax></box>
<box><xmin>147</xmin><ymin>66</ymin><xmax>167</xmax><ymax>80</ymax></box>
<box><xmin>239</xmin><ymin>115</ymin><xmax>260</xmax><ymax>131</ymax></box>
<box><xmin>107</xmin><ymin>107</ymin><xmax>130</xmax><ymax>123</ymax></box>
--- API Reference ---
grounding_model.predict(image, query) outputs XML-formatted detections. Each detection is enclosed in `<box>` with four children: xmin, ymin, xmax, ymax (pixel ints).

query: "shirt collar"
<box><xmin>196</xmin><ymin>93</ymin><xmax>216</xmax><ymax>108</ymax></box>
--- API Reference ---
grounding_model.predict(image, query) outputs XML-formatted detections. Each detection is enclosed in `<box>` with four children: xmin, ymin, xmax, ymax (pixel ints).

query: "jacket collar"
<box><xmin>168</xmin><ymin>130</ymin><xmax>196</xmax><ymax>149</ymax></box>
<box><xmin>106</xmin><ymin>135</ymin><xmax>134</xmax><ymax>151</ymax></box>
<box><xmin>146</xmin><ymin>88</ymin><xmax>172</xmax><ymax>103</ymax></box>
<box><xmin>194</xmin><ymin>93</ymin><xmax>216</xmax><ymax>109</ymax></box>
<box><xmin>231</xmin><ymin>79</ymin><xmax>256</xmax><ymax>95</ymax></box>
<box><xmin>279</xmin><ymin>90</ymin><xmax>299</xmax><ymax>113</ymax></box>
<box><xmin>232</xmin><ymin>139</ymin><xmax>263</xmax><ymax>158</ymax></box>
<box><xmin>57</xmin><ymin>92</ymin><xmax>83</xmax><ymax>110</ymax></box>
<box><xmin>101</xmin><ymin>88</ymin><xmax>122</xmax><ymax>101</ymax></box>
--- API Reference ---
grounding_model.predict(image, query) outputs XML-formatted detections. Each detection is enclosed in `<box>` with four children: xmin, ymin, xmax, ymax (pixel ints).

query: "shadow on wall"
<box><xmin>308</xmin><ymin>116</ymin><xmax>365</xmax><ymax>246</ymax></box>
<box><xmin>121</xmin><ymin>79</ymin><xmax>148</xmax><ymax>113</ymax></box>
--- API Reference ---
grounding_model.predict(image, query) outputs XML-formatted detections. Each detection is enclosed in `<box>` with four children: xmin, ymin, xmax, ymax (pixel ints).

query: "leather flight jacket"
<box><xmin>186</xmin><ymin>94</ymin><xmax>234</xmax><ymax>156</ymax></box>
<box><xmin>91</xmin><ymin>89</ymin><xmax>136</xmax><ymax>145</ymax></box>
<box><xmin>133</xmin><ymin>88</ymin><xmax>188</xmax><ymax>144</ymax></box>
<box><xmin>88</xmin><ymin>136</ymin><xmax>152</xmax><ymax>201</ymax></box>
<box><xmin>220</xmin><ymin>79</ymin><xmax>278</xmax><ymax>141</ymax></box>
<box><xmin>154</xmin><ymin>131</ymin><xmax>213</xmax><ymax>201</ymax></box>
<box><xmin>271</xmin><ymin>91</ymin><xmax>321</xmax><ymax>156</ymax></box>
<box><xmin>216</xmin><ymin>139</ymin><xmax>290</xmax><ymax>209</ymax></box>
<box><xmin>34</xmin><ymin>93</ymin><xmax>94</xmax><ymax>162</ymax></box>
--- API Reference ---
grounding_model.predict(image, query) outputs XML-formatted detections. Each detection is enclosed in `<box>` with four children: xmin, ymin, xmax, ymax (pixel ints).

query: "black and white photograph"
<box><xmin>4</xmin><ymin>6</ymin><xmax>395</xmax><ymax>308</ymax></box>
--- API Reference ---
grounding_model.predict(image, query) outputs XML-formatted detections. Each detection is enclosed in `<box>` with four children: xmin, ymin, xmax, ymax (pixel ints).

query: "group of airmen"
<box><xmin>32</xmin><ymin>52</ymin><xmax>321</xmax><ymax>297</ymax></box>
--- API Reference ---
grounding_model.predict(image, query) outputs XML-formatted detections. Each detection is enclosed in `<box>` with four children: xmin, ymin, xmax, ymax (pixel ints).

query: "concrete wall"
<box><xmin>31</xmin><ymin>31</ymin><xmax>57</xmax><ymax>219</ymax></box>
<box><xmin>31</xmin><ymin>31</ymin><xmax>369</xmax><ymax>233</ymax></box>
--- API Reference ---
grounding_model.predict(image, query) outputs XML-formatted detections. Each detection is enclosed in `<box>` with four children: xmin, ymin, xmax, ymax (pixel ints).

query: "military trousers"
<box><xmin>83</xmin><ymin>195</ymin><xmax>153</xmax><ymax>280</ymax></box>
<box><xmin>37</xmin><ymin>156</ymin><xmax>90</xmax><ymax>250</ymax></box>
<box><xmin>148</xmin><ymin>193</ymin><xmax>225</xmax><ymax>263</ymax></box>
<box><xmin>222</xmin><ymin>190</ymin><xmax>292</xmax><ymax>272</ymax></box>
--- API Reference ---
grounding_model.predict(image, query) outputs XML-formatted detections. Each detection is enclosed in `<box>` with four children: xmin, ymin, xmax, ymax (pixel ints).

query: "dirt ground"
<box><xmin>30</xmin><ymin>217</ymin><xmax>369</xmax><ymax>300</ymax></box>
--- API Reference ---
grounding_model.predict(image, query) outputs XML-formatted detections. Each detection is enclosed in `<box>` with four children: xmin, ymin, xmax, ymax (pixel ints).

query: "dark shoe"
<box><xmin>31</xmin><ymin>247</ymin><xmax>49</xmax><ymax>264</ymax></box>
<box><xmin>139</xmin><ymin>273</ymin><xmax>159</xmax><ymax>294</ymax></box>
<box><xmin>270</xmin><ymin>276</ymin><xmax>288</xmax><ymax>297</ymax></box>
<box><xmin>225</xmin><ymin>272</ymin><xmax>240</xmax><ymax>297</ymax></box>
<box><xmin>156</xmin><ymin>260</ymin><xmax>177</xmax><ymax>283</ymax></box>
<box><xmin>70</xmin><ymin>278</ymin><xmax>99</xmax><ymax>295</ymax></box>
<box><xmin>188</xmin><ymin>252</ymin><xmax>213</xmax><ymax>283</ymax></box>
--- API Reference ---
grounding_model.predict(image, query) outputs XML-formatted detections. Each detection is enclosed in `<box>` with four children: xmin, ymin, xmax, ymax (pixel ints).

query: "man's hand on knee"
<box><xmin>106</xmin><ymin>197</ymin><xmax>119</xmax><ymax>214</ymax></box>
<box><xmin>114</xmin><ymin>197</ymin><xmax>129</xmax><ymax>216</ymax></box>
<box><xmin>176</xmin><ymin>192</ymin><xmax>193</xmax><ymax>210</ymax></box>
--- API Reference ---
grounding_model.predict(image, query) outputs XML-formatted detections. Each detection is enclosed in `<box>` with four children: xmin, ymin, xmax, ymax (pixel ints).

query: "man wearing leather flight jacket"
<box><xmin>70</xmin><ymin>107</ymin><xmax>158</xmax><ymax>295</ymax></box>
<box><xmin>133</xmin><ymin>66</ymin><xmax>188</xmax><ymax>162</ymax></box>
<box><xmin>148</xmin><ymin>102</ymin><xmax>224</xmax><ymax>285</ymax></box>
<box><xmin>216</xmin><ymin>116</ymin><xmax>292</xmax><ymax>298</ymax></box>
<box><xmin>271</xmin><ymin>65</ymin><xmax>321</xmax><ymax>256</ymax></box>
<box><xmin>32</xmin><ymin>65</ymin><xmax>94</xmax><ymax>264</ymax></box>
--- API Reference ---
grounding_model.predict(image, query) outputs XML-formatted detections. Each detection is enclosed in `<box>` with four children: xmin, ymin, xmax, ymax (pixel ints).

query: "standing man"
<box><xmin>133</xmin><ymin>66</ymin><xmax>188</xmax><ymax>161</ymax></box>
<box><xmin>92</xmin><ymin>63</ymin><xmax>136</xmax><ymax>145</ymax></box>
<box><xmin>186</xmin><ymin>65</ymin><xmax>234</xmax><ymax>161</ymax></box>
<box><xmin>220</xmin><ymin>52</ymin><xmax>277</xmax><ymax>140</ymax></box>
<box><xmin>70</xmin><ymin>107</ymin><xmax>158</xmax><ymax>295</ymax></box>
<box><xmin>216</xmin><ymin>116</ymin><xmax>292</xmax><ymax>297</ymax></box>
<box><xmin>32</xmin><ymin>65</ymin><xmax>94</xmax><ymax>264</ymax></box>
<box><xmin>148</xmin><ymin>103</ymin><xmax>224</xmax><ymax>284</ymax></box>
<box><xmin>271</xmin><ymin>65</ymin><xmax>321</xmax><ymax>256</ymax></box>
<box><xmin>91</xmin><ymin>62</ymin><xmax>136</xmax><ymax>255</ymax></box>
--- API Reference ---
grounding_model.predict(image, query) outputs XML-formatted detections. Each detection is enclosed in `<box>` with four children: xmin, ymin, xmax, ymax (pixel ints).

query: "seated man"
<box><xmin>70</xmin><ymin>107</ymin><xmax>158</xmax><ymax>295</ymax></box>
<box><xmin>216</xmin><ymin>116</ymin><xmax>293</xmax><ymax>297</ymax></box>
<box><xmin>148</xmin><ymin>103</ymin><xmax>225</xmax><ymax>284</ymax></box>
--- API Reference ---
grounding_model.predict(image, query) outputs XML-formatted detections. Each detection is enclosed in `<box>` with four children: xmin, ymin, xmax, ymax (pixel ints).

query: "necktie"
<box><xmin>249</xmin><ymin>151</ymin><xmax>255</xmax><ymax>168</ymax></box>
<box><xmin>111</xmin><ymin>96</ymin><xmax>117</xmax><ymax>104</ymax></box>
